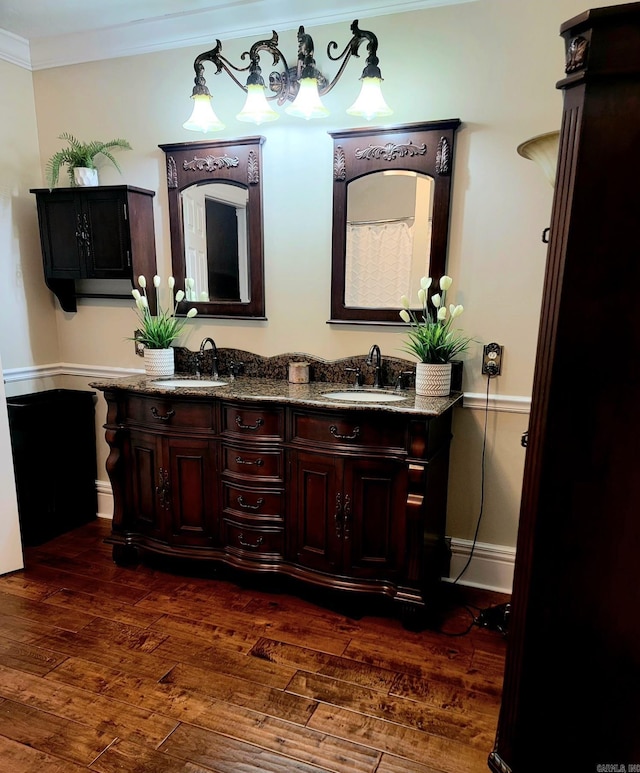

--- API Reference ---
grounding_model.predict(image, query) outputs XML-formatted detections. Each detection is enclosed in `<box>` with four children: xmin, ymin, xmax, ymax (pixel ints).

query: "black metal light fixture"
<box><xmin>183</xmin><ymin>19</ymin><xmax>393</xmax><ymax>131</ymax></box>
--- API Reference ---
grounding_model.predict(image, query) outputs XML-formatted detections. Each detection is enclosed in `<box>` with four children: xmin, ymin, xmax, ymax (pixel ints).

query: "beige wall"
<box><xmin>3</xmin><ymin>0</ymin><xmax>613</xmax><ymax>558</ymax></box>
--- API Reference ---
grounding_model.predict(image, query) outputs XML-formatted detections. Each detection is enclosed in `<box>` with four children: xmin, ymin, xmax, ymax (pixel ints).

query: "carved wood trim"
<box><xmin>565</xmin><ymin>35</ymin><xmax>588</xmax><ymax>74</ymax></box>
<box><xmin>167</xmin><ymin>156</ymin><xmax>178</xmax><ymax>189</ymax></box>
<box><xmin>334</xmin><ymin>146</ymin><xmax>346</xmax><ymax>181</ymax></box>
<box><xmin>247</xmin><ymin>150</ymin><xmax>259</xmax><ymax>185</ymax></box>
<box><xmin>354</xmin><ymin>141</ymin><xmax>427</xmax><ymax>162</ymax></box>
<box><xmin>183</xmin><ymin>154</ymin><xmax>240</xmax><ymax>172</ymax></box>
<box><xmin>436</xmin><ymin>137</ymin><xmax>451</xmax><ymax>176</ymax></box>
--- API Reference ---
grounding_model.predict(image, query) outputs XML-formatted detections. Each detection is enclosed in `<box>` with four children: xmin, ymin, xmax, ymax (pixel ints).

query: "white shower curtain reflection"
<box><xmin>345</xmin><ymin>220</ymin><xmax>413</xmax><ymax>308</ymax></box>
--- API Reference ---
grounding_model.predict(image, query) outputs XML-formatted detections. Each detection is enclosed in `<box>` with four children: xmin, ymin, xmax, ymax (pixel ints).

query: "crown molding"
<box><xmin>1</xmin><ymin>0</ymin><xmax>478</xmax><ymax>71</ymax></box>
<box><xmin>0</xmin><ymin>27</ymin><xmax>31</xmax><ymax>70</ymax></box>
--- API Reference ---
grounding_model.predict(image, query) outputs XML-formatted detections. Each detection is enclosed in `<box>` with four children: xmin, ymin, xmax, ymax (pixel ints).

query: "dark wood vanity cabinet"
<box><xmin>102</xmin><ymin>388</ymin><xmax>455</xmax><ymax>622</ymax></box>
<box><xmin>289</xmin><ymin>409</ymin><xmax>409</xmax><ymax>583</ymax></box>
<box><xmin>30</xmin><ymin>185</ymin><xmax>157</xmax><ymax>312</ymax></box>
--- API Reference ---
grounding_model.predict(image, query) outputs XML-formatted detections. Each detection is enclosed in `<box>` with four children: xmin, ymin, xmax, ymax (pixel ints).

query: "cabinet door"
<box><xmin>166</xmin><ymin>436</ymin><xmax>218</xmax><ymax>546</ymax></box>
<box><xmin>84</xmin><ymin>190</ymin><xmax>131</xmax><ymax>278</ymax></box>
<box><xmin>290</xmin><ymin>450</ymin><xmax>342</xmax><ymax>574</ymax></box>
<box><xmin>36</xmin><ymin>192</ymin><xmax>84</xmax><ymax>279</ymax></box>
<box><xmin>125</xmin><ymin>430</ymin><xmax>165</xmax><ymax>540</ymax></box>
<box><xmin>343</xmin><ymin>457</ymin><xmax>407</xmax><ymax>580</ymax></box>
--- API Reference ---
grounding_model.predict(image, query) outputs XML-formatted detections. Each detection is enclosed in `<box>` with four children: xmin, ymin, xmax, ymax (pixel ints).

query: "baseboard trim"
<box><xmin>446</xmin><ymin>538</ymin><xmax>515</xmax><ymax>594</ymax></box>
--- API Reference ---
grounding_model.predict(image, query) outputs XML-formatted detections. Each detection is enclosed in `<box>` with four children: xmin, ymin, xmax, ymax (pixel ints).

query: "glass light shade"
<box><xmin>236</xmin><ymin>84</ymin><xmax>279</xmax><ymax>124</ymax></box>
<box><xmin>182</xmin><ymin>94</ymin><xmax>225</xmax><ymax>133</ymax></box>
<box><xmin>346</xmin><ymin>77</ymin><xmax>393</xmax><ymax>121</ymax></box>
<box><xmin>285</xmin><ymin>77</ymin><xmax>329</xmax><ymax>120</ymax></box>
<box><xmin>517</xmin><ymin>131</ymin><xmax>560</xmax><ymax>187</ymax></box>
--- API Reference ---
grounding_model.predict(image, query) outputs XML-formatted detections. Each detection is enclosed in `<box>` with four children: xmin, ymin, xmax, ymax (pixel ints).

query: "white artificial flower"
<box><xmin>420</xmin><ymin>277</ymin><xmax>432</xmax><ymax>290</ymax></box>
<box><xmin>399</xmin><ymin>309</ymin><xmax>411</xmax><ymax>323</ymax></box>
<box><xmin>451</xmin><ymin>304</ymin><xmax>464</xmax><ymax>318</ymax></box>
<box><xmin>138</xmin><ymin>275</ymin><xmax>147</xmax><ymax>288</ymax></box>
<box><xmin>153</xmin><ymin>275</ymin><xmax>161</xmax><ymax>288</ymax></box>
<box><xmin>440</xmin><ymin>275</ymin><xmax>453</xmax><ymax>291</ymax></box>
<box><xmin>168</xmin><ymin>277</ymin><xmax>175</xmax><ymax>289</ymax></box>
<box><xmin>131</xmin><ymin>289</ymin><xmax>141</xmax><ymax>301</ymax></box>
<box><xmin>185</xmin><ymin>277</ymin><xmax>195</xmax><ymax>290</ymax></box>
<box><xmin>186</xmin><ymin>308</ymin><xmax>198</xmax><ymax>318</ymax></box>
<box><xmin>401</xmin><ymin>295</ymin><xmax>410</xmax><ymax>309</ymax></box>
<box><xmin>175</xmin><ymin>290</ymin><xmax>185</xmax><ymax>303</ymax></box>
<box><xmin>431</xmin><ymin>293</ymin><xmax>441</xmax><ymax>308</ymax></box>
<box><xmin>437</xmin><ymin>306</ymin><xmax>447</xmax><ymax>320</ymax></box>
<box><xmin>417</xmin><ymin>288</ymin><xmax>426</xmax><ymax>305</ymax></box>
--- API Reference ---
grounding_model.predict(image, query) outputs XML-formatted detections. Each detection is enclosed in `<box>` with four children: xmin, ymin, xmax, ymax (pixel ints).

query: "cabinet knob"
<box><xmin>151</xmin><ymin>407</ymin><xmax>175</xmax><ymax>422</ymax></box>
<box><xmin>238</xmin><ymin>533</ymin><xmax>264</xmax><ymax>549</ymax></box>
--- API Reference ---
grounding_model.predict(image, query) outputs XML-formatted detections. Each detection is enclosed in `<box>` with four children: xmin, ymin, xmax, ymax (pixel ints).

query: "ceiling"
<box><xmin>0</xmin><ymin>0</ymin><xmax>476</xmax><ymax>70</ymax></box>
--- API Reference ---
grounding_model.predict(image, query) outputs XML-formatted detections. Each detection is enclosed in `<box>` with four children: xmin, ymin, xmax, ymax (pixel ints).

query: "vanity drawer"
<box><xmin>223</xmin><ymin>521</ymin><xmax>284</xmax><ymax>560</ymax></box>
<box><xmin>222</xmin><ymin>482</ymin><xmax>284</xmax><ymax>522</ymax></box>
<box><xmin>291</xmin><ymin>410</ymin><xmax>406</xmax><ymax>452</ymax></box>
<box><xmin>221</xmin><ymin>402</ymin><xmax>284</xmax><ymax>441</ymax></box>
<box><xmin>222</xmin><ymin>443</ymin><xmax>284</xmax><ymax>482</ymax></box>
<box><xmin>125</xmin><ymin>396</ymin><xmax>214</xmax><ymax>430</ymax></box>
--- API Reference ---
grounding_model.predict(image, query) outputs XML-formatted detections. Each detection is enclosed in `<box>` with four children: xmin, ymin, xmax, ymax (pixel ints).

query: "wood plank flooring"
<box><xmin>0</xmin><ymin>520</ymin><xmax>509</xmax><ymax>773</ymax></box>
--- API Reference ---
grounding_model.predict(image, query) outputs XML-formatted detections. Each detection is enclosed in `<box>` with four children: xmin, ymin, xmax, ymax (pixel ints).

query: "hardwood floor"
<box><xmin>0</xmin><ymin>519</ymin><xmax>508</xmax><ymax>773</ymax></box>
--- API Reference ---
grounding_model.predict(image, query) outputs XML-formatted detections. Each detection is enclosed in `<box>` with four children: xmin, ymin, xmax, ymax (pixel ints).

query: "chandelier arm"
<box><xmin>321</xmin><ymin>20</ymin><xmax>382</xmax><ymax>96</ymax></box>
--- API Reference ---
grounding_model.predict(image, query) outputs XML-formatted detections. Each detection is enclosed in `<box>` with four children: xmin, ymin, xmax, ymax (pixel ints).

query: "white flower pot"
<box><xmin>415</xmin><ymin>362</ymin><xmax>452</xmax><ymax>397</ymax></box>
<box><xmin>144</xmin><ymin>348</ymin><xmax>175</xmax><ymax>377</ymax></box>
<box><xmin>73</xmin><ymin>167</ymin><xmax>99</xmax><ymax>186</ymax></box>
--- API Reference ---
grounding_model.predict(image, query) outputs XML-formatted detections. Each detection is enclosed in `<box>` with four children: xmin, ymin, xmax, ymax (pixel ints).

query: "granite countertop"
<box><xmin>89</xmin><ymin>373</ymin><xmax>463</xmax><ymax>417</ymax></box>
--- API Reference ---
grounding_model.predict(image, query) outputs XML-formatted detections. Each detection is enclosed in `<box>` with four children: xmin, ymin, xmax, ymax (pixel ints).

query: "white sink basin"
<box><xmin>153</xmin><ymin>379</ymin><xmax>228</xmax><ymax>388</ymax></box>
<box><xmin>322</xmin><ymin>390</ymin><xmax>408</xmax><ymax>403</ymax></box>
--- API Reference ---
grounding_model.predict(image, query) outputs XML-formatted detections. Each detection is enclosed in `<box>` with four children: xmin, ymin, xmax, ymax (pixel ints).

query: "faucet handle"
<box><xmin>229</xmin><ymin>360</ymin><xmax>244</xmax><ymax>379</ymax></box>
<box><xmin>345</xmin><ymin>366</ymin><xmax>363</xmax><ymax>388</ymax></box>
<box><xmin>396</xmin><ymin>370</ymin><xmax>414</xmax><ymax>391</ymax></box>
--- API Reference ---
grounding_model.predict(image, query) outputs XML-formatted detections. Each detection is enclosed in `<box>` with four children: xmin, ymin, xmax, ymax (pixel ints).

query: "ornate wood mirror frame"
<box><xmin>159</xmin><ymin>136</ymin><xmax>266</xmax><ymax>318</ymax></box>
<box><xmin>329</xmin><ymin>119</ymin><xmax>460</xmax><ymax>324</ymax></box>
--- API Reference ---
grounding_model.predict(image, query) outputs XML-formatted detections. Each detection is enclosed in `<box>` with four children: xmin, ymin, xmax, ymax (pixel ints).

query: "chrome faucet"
<box><xmin>366</xmin><ymin>344</ymin><xmax>384</xmax><ymax>388</ymax></box>
<box><xmin>197</xmin><ymin>337</ymin><xmax>219</xmax><ymax>380</ymax></box>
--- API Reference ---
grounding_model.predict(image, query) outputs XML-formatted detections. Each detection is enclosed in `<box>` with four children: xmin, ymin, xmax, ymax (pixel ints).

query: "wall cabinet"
<box><xmin>101</xmin><ymin>387</ymin><xmax>456</xmax><ymax>625</ymax></box>
<box><xmin>30</xmin><ymin>185</ymin><xmax>158</xmax><ymax>312</ymax></box>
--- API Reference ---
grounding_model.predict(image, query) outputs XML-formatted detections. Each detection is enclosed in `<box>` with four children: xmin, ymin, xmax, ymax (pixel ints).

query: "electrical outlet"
<box><xmin>482</xmin><ymin>342</ymin><xmax>503</xmax><ymax>376</ymax></box>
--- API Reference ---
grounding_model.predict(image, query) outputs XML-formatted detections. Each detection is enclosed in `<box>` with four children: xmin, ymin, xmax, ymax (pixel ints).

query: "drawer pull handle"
<box><xmin>237</xmin><ymin>495</ymin><xmax>264</xmax><ymax>511</ymax></box>
<box><xmin>235</xmin><ymin>456</ymin><xmax>264</xmax><ymax>467</ymax></box>
<box><xmin>236</xmin><ymin>416</ymin><xmax>264</xmax><ymax>431</ymax></box>
<box><xmin>151</xmin><ymin>407</ymin><xmax>175</xmax><ymax>422</ymax></box>
<box><xmin>329</xmin><ymin>424</ymin><xmax>360</xmax><ymax>441</ymax></box>
<box><xmin>238</xmin><ymin>533</ymin><xmax>264</xmax><ymax>549</ymax></box>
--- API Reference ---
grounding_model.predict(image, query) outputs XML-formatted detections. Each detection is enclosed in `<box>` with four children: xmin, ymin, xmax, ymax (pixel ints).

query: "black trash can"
<box><xmin>6</xmin><ymin>389</ymin><xmax>97</xmax><ymax>546</ymax></box>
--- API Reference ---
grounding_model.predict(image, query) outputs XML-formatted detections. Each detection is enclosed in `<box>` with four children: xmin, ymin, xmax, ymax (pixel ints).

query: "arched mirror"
<box><xmin>329</xmin><ymin>120</ymin><xmax>460</xmax><ymax>324</ymax></box>
<box><xmin>159</xmin><ymin>137</ymin><xmax>265</xmax><ymax>318</ymax></box>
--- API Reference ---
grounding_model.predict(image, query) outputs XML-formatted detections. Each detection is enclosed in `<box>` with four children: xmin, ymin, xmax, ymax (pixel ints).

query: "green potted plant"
<box><xmin>132</xmin><ymin>275</ymin><xmax>198</xmax><ymax>376</ymax></box>
<box><xmin>45</xmin><ymin>132</ymin><xmax>132</xmax><ymax>188</ymax></box>
<box><xmin>399</xmin><ymin>275</ymin><xmax>473</xmax><ymax>396</ymax></box>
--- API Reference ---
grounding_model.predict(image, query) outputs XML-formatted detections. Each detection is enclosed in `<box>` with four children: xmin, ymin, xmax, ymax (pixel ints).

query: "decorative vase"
<box><xmin>144</xmin><ymin>348</ymin><xmax>175</xmax><ymax>377</ymax></box>
<box><xmin>73</xmin><ymin>167</ymin><xmax>99</xmax><ymax>186</ymax></box>
<box><xmin>415</xmin><ymin>362</ymin><xmax>452</xmax><ymax>397</ymax></box>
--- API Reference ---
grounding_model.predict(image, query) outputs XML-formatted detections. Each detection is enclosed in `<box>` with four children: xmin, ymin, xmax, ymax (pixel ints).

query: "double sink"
<box><xmin>152</xmin><ymin>378</ymin><xmax>408</xmax><ymax>404</ymax></box>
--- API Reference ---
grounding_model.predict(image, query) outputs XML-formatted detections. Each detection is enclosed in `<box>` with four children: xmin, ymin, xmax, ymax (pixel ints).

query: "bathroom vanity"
<box><xmin>92</xmin><ymin>367</ymin><xmax>461</xmax><ymax>626</ymax></box>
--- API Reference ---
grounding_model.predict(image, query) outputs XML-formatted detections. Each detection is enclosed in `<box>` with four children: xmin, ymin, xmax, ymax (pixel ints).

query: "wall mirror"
<box><xmin>159</xmin><ymin>136</ymin><xmax>265</xmax><ymax>318</ymax></box>
<box><xmin>329</xmin><ymin>119</ymin><xmax>460</xmax><ymax>324</ymax></box>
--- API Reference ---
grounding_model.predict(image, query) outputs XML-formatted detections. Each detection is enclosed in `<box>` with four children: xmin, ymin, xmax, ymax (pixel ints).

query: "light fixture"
<box><xmin>183</xmin><ymin>19</ymin><xmax>392</xmax><ymax>131</ymax></box>
<box><xmin>517</xmin><ymin>131</ymin><xmax>561</xmax><ymax>187</ymax></box>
